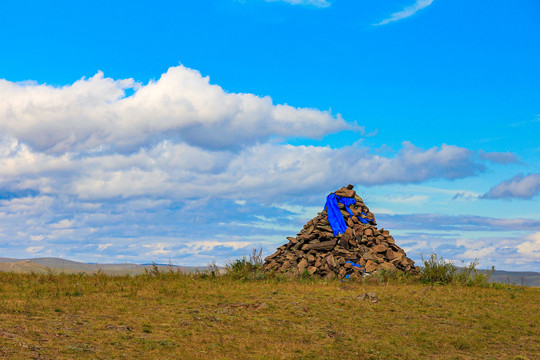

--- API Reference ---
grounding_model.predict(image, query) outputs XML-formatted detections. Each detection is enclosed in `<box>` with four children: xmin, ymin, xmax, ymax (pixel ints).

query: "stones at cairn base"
<box><xmin>263</xmin><ymin>185</ymin><xmax>419</xmax><ymax>278</ymax></box>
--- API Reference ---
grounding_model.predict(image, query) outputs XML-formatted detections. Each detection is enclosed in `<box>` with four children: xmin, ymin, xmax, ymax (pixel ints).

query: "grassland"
<box><xmin>0</xmin><ymin>270</ymin><xmax>538</xmax><ymax>360</ymax></box>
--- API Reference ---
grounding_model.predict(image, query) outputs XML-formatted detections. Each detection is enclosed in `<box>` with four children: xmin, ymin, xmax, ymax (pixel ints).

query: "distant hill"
<box><xmin>0</xmin><ymin>257</ymin><xmax>212</xmax><ymax>275</ymax></box>
<box><xmin>487</xmin><ymin>270</ymin><xmax>540</xmax><ymax>287</ymax></box>
<box><xmin>0</xmin><ymin>257</ymin><xmax>538</xmax><ymax>285</ymax></box>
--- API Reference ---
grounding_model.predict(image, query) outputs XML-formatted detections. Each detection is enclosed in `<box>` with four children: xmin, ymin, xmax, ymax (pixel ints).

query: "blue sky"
<box><xmin>0</xmin><ymin>0</ymin><xmax>539</xmax><ymax>270</ymax></box>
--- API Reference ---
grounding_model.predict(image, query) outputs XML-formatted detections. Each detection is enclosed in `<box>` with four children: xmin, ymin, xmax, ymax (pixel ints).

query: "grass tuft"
<box><xmin>419</xmin><ymin>254</ymin><xmax>493</xmax><ymax>286</ymax></box>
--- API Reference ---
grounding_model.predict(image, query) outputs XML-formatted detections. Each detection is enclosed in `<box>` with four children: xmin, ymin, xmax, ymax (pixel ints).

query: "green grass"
<box><xmin>0</xmin><ymin>269</ymin><xmax>538</xmax><ymax>359</ymax></box>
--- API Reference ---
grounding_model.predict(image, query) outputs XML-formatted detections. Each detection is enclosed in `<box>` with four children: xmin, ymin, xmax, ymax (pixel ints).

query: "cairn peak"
<box><xmin>264</xmin><ymin>185</ymin><xmax>418</xmax><ymax>279</ymax></box>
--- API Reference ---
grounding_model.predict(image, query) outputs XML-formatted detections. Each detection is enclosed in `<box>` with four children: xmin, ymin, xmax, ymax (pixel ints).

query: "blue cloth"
<box><xmin>358</xmin><ymin>213</ymin><xmax>370</xmax><ymax>224</ymax></box>
<box><xmin>324</xmin><ymin>193</ymin><xmax>356</xmax><ymax>236</ymax></box>
<box><xmin>346</xmin><ymin>261</ymin><xmax>363</xmax><ymax>269</ymax></box>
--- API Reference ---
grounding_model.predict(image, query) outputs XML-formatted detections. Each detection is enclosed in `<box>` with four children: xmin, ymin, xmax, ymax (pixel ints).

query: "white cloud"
<box><xmin>482</xmin><ymin>173</ymin><xmax>540</xmax><ymax>199</ymax></box>
<box><xmin>142</xmin><ymin>243</ymin><xmax>173</xmax><ymax>256</ymax></box>
<box><xmin>0</xmin><ymin>132</ymin><xmax>484</xmax><ymax>203</ymax></box>
<box><xmin>460</xmin><ymin>246</ymin><xmax>497</xmax><ymax>261</ymax></box>
<box><xmin>371</xmin><ymin>194</ymin><xmax>429</xmax><ymax>204</ymax></box>
<box><xmin>26</xmin><ymin>246</ymin><xmax>44</xmax><ymax>254</ymax></box>
<box><xmin>375</xmin><ymin>0</ymin><xmax>434</xmax><ymax>26</ymax></box>
<box><xmin>265</xmin><ymin>0</ymin><xmax>330</xmax><ymax>8</ymax></box>
<box><xmin>516</xmin><ymin>232</ymin><xmax>540</xmax><ymax>262</ymax></box>
<box><xmin>446</xmin><ymin>233</ymin><xmax>540</xmax><ymax>270</ymax></box>
<box><xmin>50</xmin><ymin>219</ymin><xmax>74</xmax><ymax>229</ymax></box>
<box><xmin>97</xmin><ymin>243</ymin><xmax>113</xmax><ymax>251</ymax></box>
<box><xmin>187</xmin><ymin>240</ymin><xmax>254</xmax><ymax>252</ymax></box>
<box><xmin>72</xmin><ymin>141</ymin><xmax>483</xmax><ymax>200</ymax></box>
<box><xmin>0</xmin><ymin>66</ymin><xmax>349</xmax><ymax>154</ymax></box>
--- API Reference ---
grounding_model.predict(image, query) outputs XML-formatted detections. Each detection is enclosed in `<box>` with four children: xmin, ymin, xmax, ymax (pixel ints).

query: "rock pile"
<box><xmin>264</xmin><ymin>185</ymin><xmax>418</xmax><ymax>279</ymax></box>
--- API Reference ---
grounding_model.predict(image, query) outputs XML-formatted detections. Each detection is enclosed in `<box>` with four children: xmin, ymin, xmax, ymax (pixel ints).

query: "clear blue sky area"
<box><xmin>0</xmin><ymin>0</ymin><xmax>539</xmax><ymax>271</ymax></box>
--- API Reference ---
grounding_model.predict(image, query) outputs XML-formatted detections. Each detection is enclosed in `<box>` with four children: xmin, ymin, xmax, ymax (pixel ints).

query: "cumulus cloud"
<box><xmin>0</xmin><ymin>137</ymin><xmax>484</xmax><ymax>201</ymax></box>
<box><xmin>482</xmin><ymin>173</ymin><xmax>540</xmax><ymax>199</ymax></box>
<box><xmin>0</xmin><ymin>64</ymin><xmax>512</xmax><ymax>266</ymax></box>
<box><xmin>265</xmin><ymin>0</ymin><xmax>331</xmax><ymax>8</ymax></box>
<box><xmin>375</xmin><ymin>0</ymin><xmax>434</xmax><ymax>26</ymax></box>
<box><xmin>0</xmin><ymin>65</ymin><xmax>349</xmax><ymax>153</ymax></box>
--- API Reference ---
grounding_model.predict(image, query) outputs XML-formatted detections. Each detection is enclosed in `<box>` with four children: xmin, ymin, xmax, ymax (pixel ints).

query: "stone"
<box><xmin>371</xmin><ymin>244</ymin><xmax>388</xmax><ymax>253</ymax></box>
<box><xmin>335</xmin><ymin>186</ymin><xmax>356</xmax><ymax>198</ymax></box>
<box><xmin>326</xmin><ymin>255</ymin><xmax>337</xmax><ymax>268</ymax></box>
<box><xmin>279</xmin><ymin>262</ymin><xmax>291</xmax><ymax>272</ymax></box>
<box><xmin>323</xmin><ymin>264</ymin><xmax>331</xmax><ymax>273</ymax></box>
<box><xmin>365</xmin><ymin>260</ymin><xmax>378</xmax><ymax>272</ymax></box>
<box><xmin>298</xmin><ymin>258</ymin><xmax>308</xmax><ymax>272</ymax></box>
<box><xmin>302</xmin><ymin>239</ymin><xmax>337</xmax><ymax>251</ymax></box>
<box><xmin>386</xmin><ymin>249</ymin><xmax>399</xmax><ymax>260</ymax></box>
<box><xmin>363</xmin><ymin>253</ymin><xmax>374</xmax><ymax>261</ymax></box>
<box><xmin>287</xmin><ymin>236</ymin><xmax>298</xmax><ymax>243</ymax></box>
<box><xmin>316</xmin><ymin>224</ymin><xmax>333</xmax><ymax>233</ymax></box>
<box><xmin>380</xmin><ymin>262</ymin><xmax>396</xmax><ymax>271</ymax></box>
<box><xmin>339</xmin><ymin>234</ymin><xmax>350</xmax><ymax>249</ymax></box>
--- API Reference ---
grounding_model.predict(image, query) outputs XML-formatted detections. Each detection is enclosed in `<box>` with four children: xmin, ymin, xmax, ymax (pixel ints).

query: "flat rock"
<box><xmin>371</xmin><ymin>244</ymin><xmax>388</xmax><ymax>253</ymax></box>
<box><xmin>365</xmin><ymin>260</ymin><xmax>378</xmax><ymax>273</ymax></box>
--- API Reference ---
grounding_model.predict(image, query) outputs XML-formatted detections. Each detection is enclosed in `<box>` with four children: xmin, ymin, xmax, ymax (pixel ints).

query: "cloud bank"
<box><xmin>482</xmin><ymin>173</ymin><xmax>540</xmax><ymax>200</ymax></box>
<box><xmin>375</xmin><ymin>0</ymin><xmax>434</xmax><ymax>26</ymax></box>
<box><xmin>0</xmin><ymin>65</ymin><xmax>489</xmax><ymax>203</ymax></box>
<box><xmin>0</xmin><ymin>137</ymin><xmax>485</xmax><ymax>202</ymax></box>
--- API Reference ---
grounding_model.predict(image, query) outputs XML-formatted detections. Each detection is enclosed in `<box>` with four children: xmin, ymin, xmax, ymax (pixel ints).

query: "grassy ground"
<box><xmin>0</xmin><ymin>271</ymin><xmax>538</xmax><ymax>360</ymax></box>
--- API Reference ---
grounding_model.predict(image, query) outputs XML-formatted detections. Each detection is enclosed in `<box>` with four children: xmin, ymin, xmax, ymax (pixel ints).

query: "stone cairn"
<box><xmin>264</xmin><ymin>185</ymin><xmax>419</xmax><ymax>279</ymax></box>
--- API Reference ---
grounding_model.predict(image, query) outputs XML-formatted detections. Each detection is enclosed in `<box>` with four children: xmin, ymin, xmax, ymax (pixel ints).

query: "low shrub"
<box><xmin>224</xmin><ymin>248</ymin><xmax>266</xmax><ymax>280</ymax></box>
<box><xmin>420</xmin><ymin>254</ymin><xmax>493</xmax><ymax>286</ymax></box>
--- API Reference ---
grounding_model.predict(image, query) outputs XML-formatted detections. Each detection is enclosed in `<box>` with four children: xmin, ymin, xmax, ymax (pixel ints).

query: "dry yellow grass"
<box><xmin>0</xmin><ymin>272</ymin><xmax>538</xmax><ymax>359</ymax></box>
